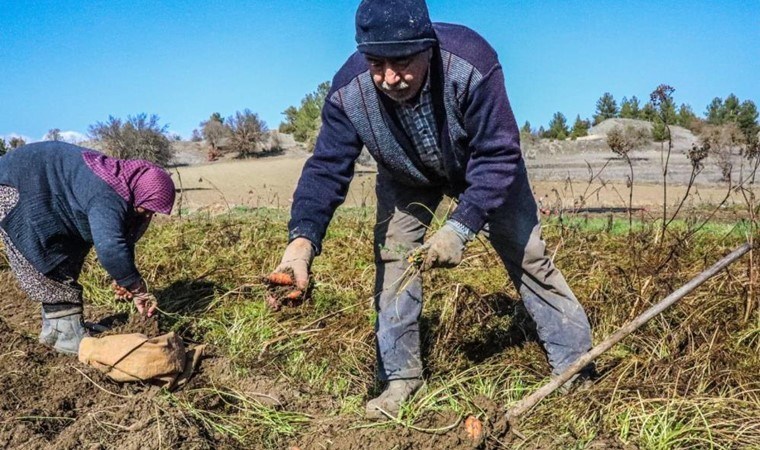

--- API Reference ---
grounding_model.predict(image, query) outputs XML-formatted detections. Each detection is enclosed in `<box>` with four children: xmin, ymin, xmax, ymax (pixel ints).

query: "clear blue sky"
<box><xmin>1</xmin><ymin>0</ymin><xmax>758</xmax><ymax>142</ymax></box>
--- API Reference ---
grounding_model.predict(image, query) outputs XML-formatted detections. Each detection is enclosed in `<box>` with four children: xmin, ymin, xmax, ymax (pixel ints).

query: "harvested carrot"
<box><xmin>285</xmin><ymin>290</ymin><xmax>303</xmax><ymax>300</ymax></box>
<box><xmin>464</xmin><ymin>415</ymin><xmax>483</xmax><ymax>441</ymax></box>
<box><xmin>267</xmin><ymin>272</ymin><xmax>295</xmax><ymax>286</ymax></box>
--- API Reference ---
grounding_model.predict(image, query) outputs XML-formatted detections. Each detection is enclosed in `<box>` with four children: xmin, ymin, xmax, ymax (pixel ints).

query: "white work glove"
<box><xmin>272</xmin><ymin>237</ymin><xmax>315</xmax><ymax>290</ymax></box>
<box><xmin>417</xmin><ymin>221</ymin><xmax>474</xmax><ymax>271</ymax></box>
<box><xmin>265</xmin><ymin>238</ymin><xmax>315</xmax><ymax>310</ymax></box>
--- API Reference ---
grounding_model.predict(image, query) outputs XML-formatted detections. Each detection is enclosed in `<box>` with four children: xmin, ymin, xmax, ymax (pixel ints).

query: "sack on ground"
<box><xmin>78</xmin><ymin>332</ymin><xmax>186</xmax><ymax>385</ymax></box>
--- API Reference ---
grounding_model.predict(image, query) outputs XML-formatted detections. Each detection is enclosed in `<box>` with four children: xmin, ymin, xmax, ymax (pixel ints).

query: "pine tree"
<box><xmin>619</xmin><ymin>95</ymin><xmax>642</xmax><ymax>119</ymax></box>
<box><xmin>619</xmin><ymin>97</ymin><xmax>634</xmax><ymax>119</ymax></box>
<box><xmin>593</xmin><ymin>92</ymin><xmax>619</xmax><ymax>125</ymax></box>
<box><xmin>705</xmin><ymin>97</ymin><xmax>725</xmax><ymax>124</ymax></box>
<box><xmin>652</xmin><ymin>118</ymin><xmax>669</xmax><ymax>142</ymax></box>
<box><xmin>640</xmin><ymin>101</ymin><xmax>657</xmax><ymax>122</ymax></box>
<box><xmin>723</xmin><ymin>94</ymin><xmax>741</xmax><ymax>123</ymax></box>
<box><xmin>279</xmin><ymin>81</ymin><xmax>330</xmax><ymax>150</ymax></box>
<box><xmin>737</xmin><ymin>100</ymin><xmax>759</xmax><ymax>144</ymax></box>
<box><xmin>520</xmin><ymin>120</ymin><xmax>533</xmax><ymax>136</ymax></box>
<box><xmin>629</xmin><ymin>95</ymin><xmax>641</xmax><ymax>119</ymax></box>
<box><xmin>570</xmin><ymin>114</ymin><xmax>590</xmax><ymax>139</ymax></box>
<box><xmin>677</xmin><ymin>104</ymin><xmax>698</xmax><ymax>129</ymax></box>
<box><xmin>547</xmin><ymin>112</ymin><xmax>569</xmax><ymax>140</ymax></box>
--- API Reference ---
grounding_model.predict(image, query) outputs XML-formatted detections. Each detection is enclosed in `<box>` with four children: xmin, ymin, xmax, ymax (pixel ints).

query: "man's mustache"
<box><xmin>381</xmin><ymin>80</ymin><xmax>410</xmax><ymax>91</ymax></box>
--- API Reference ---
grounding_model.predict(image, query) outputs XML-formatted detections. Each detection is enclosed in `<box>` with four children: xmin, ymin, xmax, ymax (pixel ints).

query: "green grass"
<box><xmin>73</xmin><ymin>206</ymin><xmax>760</xmax><ymax>448</ymax></box>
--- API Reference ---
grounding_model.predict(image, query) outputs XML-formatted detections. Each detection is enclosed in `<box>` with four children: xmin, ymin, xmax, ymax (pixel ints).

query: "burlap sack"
<box><xmin>78</xmin><ymin>332</ymin><xmax>186</xmax><ymax>385</ymax></box>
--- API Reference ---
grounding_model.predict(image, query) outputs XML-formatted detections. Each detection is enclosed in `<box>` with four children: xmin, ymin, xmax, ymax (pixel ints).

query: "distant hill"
<box><xmin>523</xmin><ymin>118</ymin><xmax>700</xmax><ymax>158</ymax></box>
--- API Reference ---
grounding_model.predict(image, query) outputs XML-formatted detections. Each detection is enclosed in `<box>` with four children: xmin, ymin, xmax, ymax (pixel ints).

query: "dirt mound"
<box><xmin>588</xmin><ymin>118</ymin><xmax>698</xmax><ymax>148</ymax></box>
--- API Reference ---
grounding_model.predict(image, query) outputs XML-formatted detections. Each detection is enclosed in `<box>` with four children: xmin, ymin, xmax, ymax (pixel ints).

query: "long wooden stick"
<box><xmin>506</xmin><ymin>242</ymin><xmax>751</xmax><ymax>423</ymax></box>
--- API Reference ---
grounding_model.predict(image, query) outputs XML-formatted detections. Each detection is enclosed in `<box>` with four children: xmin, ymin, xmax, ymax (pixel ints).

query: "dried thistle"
<box><xmin>688</xmin><ymin>142</ymin><xmax>709</xmax><ymax>171</ymax></box>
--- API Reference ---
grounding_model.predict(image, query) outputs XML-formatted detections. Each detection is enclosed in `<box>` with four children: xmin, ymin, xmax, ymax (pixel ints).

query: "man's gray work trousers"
<box><xmin>373</xmin><ymin>165</ymin><xmax>592</xmax><ymax>381</ymax></box>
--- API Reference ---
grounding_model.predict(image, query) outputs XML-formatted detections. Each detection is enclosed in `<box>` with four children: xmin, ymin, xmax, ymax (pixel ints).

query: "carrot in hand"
<box><xmin>267</xmin><ymin>272</ymin><xmax>295</xmax><ymax>286</ymax></box>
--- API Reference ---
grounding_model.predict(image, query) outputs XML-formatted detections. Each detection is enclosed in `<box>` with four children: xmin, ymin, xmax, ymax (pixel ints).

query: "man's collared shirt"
<box><xmin>395</xmin><ymin>75</ymin><xmax>446</xmax><ymax>178</ymax></box>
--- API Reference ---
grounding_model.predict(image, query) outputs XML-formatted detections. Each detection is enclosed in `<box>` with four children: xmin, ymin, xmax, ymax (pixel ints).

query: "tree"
<box><xmin>705</xmin><ymin>97</ymin><xmax>725</xmax><ymax>124</ymax></box>
<box><xmin>569</xmin><ymin>115</ymin><xmax>590</xmax><ymax>139</ymax></box>
<box><xmin>190</xmin><ymin>129</ymin><xmax>203</xmax><ymax>142</ymax></box>
<box><xmin>677</xmin><ymin>103</ymin><xmax>698</xmax><ymax>129</ymax></box>
<box><xmin>619</xmin><ymin>95</ymin><xmax>641</xmax><ymax>119</ymax></box>
<box><xmin>651</xmin><ymin>86</ymin><xmax>677</xmax><ymax>125</ymax></box>
<box><xmin>723</xmin><ymin>94</ymin><xmax>741</xmax><ymax>123</ymax></box>
<box><xmin>651</xmin><ymin>118</ymin><xmax>669</xmax><ymax>142</ymax></box>
<box><xmin>200</xmin><ymin>113</ymin><xmax>230</xmax><ymax>160</ymax></box>
<box><xmin>520</xmin><ymin>120</ymin><xmax>532</xmax><ymax>136</ymax></box>
<box><xmin>640</xmin><ymin>101</ymin><xmax>657</xmax><ymax>122</ymax></box>
<box><xmin>706</xmin><ymin>94</ymin><xmax>742</xmax><ymax>126</ymax></box>
<box><xmin>44</xmin><ymin>128</ymin><xmax>63</xmax><ymax>141</ymax></box>
<box><xmin>546</xmin><ymin>112</ymin><xmax>569</xmax><ymax>140</ymax></box>
<box><xmin>593</xmin><ymin>92</ymin><xmax>618</xmax><ymax>125</ymax></box>
<box><xmin>0</xmin><ymin>138</ymin><xmax>8</xmax><ymax>156</ymax></box>
<box><xmin>88</xmin><ymin>114</ymin><xmax>173</xmax><ymax>166</ymax></box>
<box><xmin>703</xmin><ymin>95</ymin><xmax>758</xmax><ymax>146</ymax></box>
<box><xmin>9</xmin><ymin>137</ymin><xmax>26</xmax><ymax>149</ymax></box>
<box><xmin>520</xmin><ymin>120</ymin><xmax>538</xmax><ymax>147</ymax></box>
<box><xmin>279</xmin><ymin>81</ymin><xmax>330</xmax><ymax>151</ymax></box>
<box><xmin>737</xmin><ymin>100</ymin><xmax>759</xmax><ymax>145</ymax></box>
<box><xmin>619</xmin><ymin>97</ymin><xmax>633</xmax><ymax>118</ymax></box>
<box><xmin>226</xmin><ymin>109</ymin><xmax>269</xmax><ymax>157</ymax></box>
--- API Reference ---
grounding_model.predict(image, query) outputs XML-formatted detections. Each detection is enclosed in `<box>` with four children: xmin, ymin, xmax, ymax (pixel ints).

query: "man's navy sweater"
<box><xmin>0</xmin><ymin>142</ymin><xmax>142</xmax><ymax>287</ymax></box>
<box><xmin>288</xmin><ymin>23</ymin><xmax>523</xmax><ymax>253</ymax></box>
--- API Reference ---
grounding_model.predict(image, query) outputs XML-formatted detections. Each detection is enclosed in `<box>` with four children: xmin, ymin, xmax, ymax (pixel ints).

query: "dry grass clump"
<box><xmin>73</xmin><ymin>207</ymin><xmax>759</xmax><ymax>449</ymax></box>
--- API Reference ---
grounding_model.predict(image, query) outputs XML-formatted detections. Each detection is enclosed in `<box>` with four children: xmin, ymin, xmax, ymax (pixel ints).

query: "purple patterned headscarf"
<box><xmin>82</xmin><ymin>151</ymin><xmax>176</xmax><ymax>215</ymax></box>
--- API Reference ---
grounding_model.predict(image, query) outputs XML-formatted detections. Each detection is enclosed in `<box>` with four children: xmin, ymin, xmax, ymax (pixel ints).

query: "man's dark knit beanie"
<box><xmin>355</xmin><ymin>0</ymin><xmax>437</xmax><ymax>58</ymax></box>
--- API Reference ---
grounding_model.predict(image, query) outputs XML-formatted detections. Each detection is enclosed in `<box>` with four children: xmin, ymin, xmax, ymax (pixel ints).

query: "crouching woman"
<box><xmin>0</xmin><ymin>141</ymin><xmax>175</xmax><ymax>355</ymax></box>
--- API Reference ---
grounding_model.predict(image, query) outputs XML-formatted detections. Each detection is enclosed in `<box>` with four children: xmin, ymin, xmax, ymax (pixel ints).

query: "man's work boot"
<box><xmin>366</xmin><ymin>378</ymin><xmax>423</xmax><ymax>420</ymax></box>
<box><xmin>39</xmin><ymin>309</ymin><xmax>88</xmax><ymax>356</ymax></box>
<box><xmin>556</xmin><ymin>364</ymin><xmax>597</xmax><ymax>395</ymax></box>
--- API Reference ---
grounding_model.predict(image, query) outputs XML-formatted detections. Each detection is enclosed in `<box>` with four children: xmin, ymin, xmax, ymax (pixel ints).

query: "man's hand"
<box><xmin>416</xmin><ymin>222</ymin><xmax>472</xmax><ymax>271</ymax></box>
<box><xmin>265</xmin><ymin>238</ymin><xmax>315</xmax><ymax>310</ymax></box>
<box><xmin>272</xmin><ymin>238</ymin><xmax>315</xmax><ymax>290</ymax></box>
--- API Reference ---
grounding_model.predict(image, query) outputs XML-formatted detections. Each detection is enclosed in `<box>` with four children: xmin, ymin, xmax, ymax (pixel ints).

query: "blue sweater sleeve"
<box><xmin>87</xmin><ymin>200</ymin><xmax>142</xmax><ymax>287</ymax></box>
<box><xmin>450</xmin><ymin>65</ymin><xmax>523</xmax><ymax>233</ymax></box>
<box><xmin>288</xmin><ymin>95</ymin><xmax>363</xmax><ymax>254</ymax></box>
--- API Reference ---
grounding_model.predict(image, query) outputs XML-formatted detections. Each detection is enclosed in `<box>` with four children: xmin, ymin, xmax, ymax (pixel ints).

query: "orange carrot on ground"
<box><xmin>464</xmin><ymin>415</ymin><xmax>483</xmax><ymax>441</ymax></box>
<box><xmin>285</xmin><ymin>290</ymin><xmax>303</xmax><ymax>300</ymax></box>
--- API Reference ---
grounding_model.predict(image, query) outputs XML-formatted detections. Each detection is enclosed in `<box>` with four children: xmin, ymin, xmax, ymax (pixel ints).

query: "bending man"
<box><xmin>271</xmin><ymin>0</ymin><xmax>593</xmax><ymax>419</ymax></box>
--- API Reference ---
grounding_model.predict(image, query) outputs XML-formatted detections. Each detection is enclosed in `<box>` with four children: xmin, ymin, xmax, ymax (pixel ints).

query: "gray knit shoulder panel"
<box><xmin>335</xmin><ymin>71</ymin><xmax>435</xmax><ymax>186</ymax></box>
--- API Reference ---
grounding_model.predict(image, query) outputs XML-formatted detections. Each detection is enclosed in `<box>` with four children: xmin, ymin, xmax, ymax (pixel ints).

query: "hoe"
<box><xmin>502</xmin><ymin>242</ymin><xmax>752</xmax><ymax>437</ymax></box>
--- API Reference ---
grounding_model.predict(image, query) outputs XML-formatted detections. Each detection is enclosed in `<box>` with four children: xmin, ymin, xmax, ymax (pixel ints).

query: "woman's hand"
<box><xmin>132</xmin><ymin>292</ymin><xmax>158</xmax><ymax>318</ymax></box>
<box><xmin>111</xmin><ymin>281</ymin><xmax>132</xmax><ymax>301</ymax></box>
<box><xmin>113</xmin><ymin>279</ymin><xmax>158</xmax><ymax>317</ymax></box>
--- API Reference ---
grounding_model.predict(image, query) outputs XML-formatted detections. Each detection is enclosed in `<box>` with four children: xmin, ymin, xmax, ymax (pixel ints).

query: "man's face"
<box><xmin>366</xmin><ymin>49</ymin><xmax>431</xmax><ymax>103</ymax></box>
